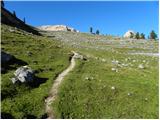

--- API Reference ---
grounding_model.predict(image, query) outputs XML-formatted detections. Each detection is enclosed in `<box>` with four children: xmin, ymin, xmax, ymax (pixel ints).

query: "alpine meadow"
<box><xmin>1</xmin><ymin>1</ymin><xmax>159</xmax><ymax>119</ymax></box>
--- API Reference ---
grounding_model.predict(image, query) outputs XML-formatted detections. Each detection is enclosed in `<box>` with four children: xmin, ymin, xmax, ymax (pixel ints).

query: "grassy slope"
<box><xmin>1</xmin><ymin>24</ymin><xmax>71</xmax><ymax>118</ymax></box>
<box><xmin>1</xmin><ymin>24</ymin><xmax>159</xmax><ymax>119</ymax></box>
<box><xmin>52</xmin><ymin>36</ymin><xmax>159</xmax><ymax>118</ymax></box>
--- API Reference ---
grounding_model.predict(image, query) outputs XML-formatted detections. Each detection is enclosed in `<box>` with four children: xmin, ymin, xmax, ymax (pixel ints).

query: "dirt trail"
<box><xmin>45</xmin><ymin>51</ymin><xmax>77</xmax><ymax>119</ymax></box>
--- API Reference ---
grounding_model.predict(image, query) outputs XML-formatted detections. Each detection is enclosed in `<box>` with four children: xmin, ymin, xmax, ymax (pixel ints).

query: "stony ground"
<box><xmin>41</xmin><ymin>31</ymin><xmax>158</xmax><ymax>54</ymax></box>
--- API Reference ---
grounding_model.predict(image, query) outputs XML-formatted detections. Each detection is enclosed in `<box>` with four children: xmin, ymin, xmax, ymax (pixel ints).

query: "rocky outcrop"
<box><xmin>37</xmin><ymin>25</ymin><xmax>79</xmax><ymax>32</ymax></box>
<box><xmin>123</xmin><ymin>30</ymin><xmax>135</xmax><ymax>38</ymax></box>
<box><xmin>11</xmin><ymin>66</ymin><xmax>35</xmax><ymax>84</ymax></box>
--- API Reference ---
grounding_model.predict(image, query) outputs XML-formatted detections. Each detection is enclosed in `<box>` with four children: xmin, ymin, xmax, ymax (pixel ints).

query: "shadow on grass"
<box><xmin>1</xmin><ymin>57</ymin><xmax>28</xmax><ymax>74</ymax></box>
<box><xmin>1</xmin><ymin>112</ymin><xmax>15</xmax><ymax>119</ymax></box>
<box><xmin>1</xmin><ymin>76</ymin><xmax>48</xmax><ymax>101</ymax></box>
<box><xmin>26</xmin><ymin>76</ymin><xmax>48</xmax><ymax>88</ymax></box>
<box><xmin>24</xmin><ymin>114</ymin><xmax>37</xmax><ymax>119</ymax></box>
<box><xmin>40</xmin><ymin>113</ymin><xmax>48</xmax><ymax>119</ymax></box>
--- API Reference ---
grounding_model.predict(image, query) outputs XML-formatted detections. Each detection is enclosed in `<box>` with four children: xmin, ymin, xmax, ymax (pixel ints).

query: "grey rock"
<box><xmin>111</xmin><ymin>86</ymin><xmax>115</xmax><ymax>90</ymax></box>
<box><xmin>111</xmin><ymin>67</ymin><xmax>118</xmax><ymax>72</ymax></box>
<box><xmin>138</xmin><ymin>64</ymin><xmax>145</xmax><ymax>69</ymax></box>
<box><xmin>11</xmin><ymin>66</ymin><xmax>34</xmax><ymax>84</ymax></box>
<box><xmin>73</xmin><ymin>52</ymin><xmax>84</xmax><ymax>60</ymax></box>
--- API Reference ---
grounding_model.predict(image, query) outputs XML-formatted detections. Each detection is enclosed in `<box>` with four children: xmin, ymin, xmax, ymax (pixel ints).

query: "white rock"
<box><xmin>85</xmin><ymin>77</ymin><xmax>89</xmax><ymax>80</ymax></box>
<box><xmin>125</xmin><ymin>58</ymin><xmax>128</xmax><ymax>61</ymax></box>
<box><xmin>132</xmin><ymin>60</ymin><xmax>136</xmax><ymax>62</ymax></box>
<box><xmin>138</xmin><ymin>64</ymin><xmax>145</xmax><ymax>69</ymax></box>
<box><xmin>111</xmin><ymin>86</ymin><xmax>115</xmax><ymax>90</ymax></box>
<box><xmin>102</xmin><ymin>58</ymin><xmax>106</xmax><ymax>62</ymax></box>
<box><xmin>112</xmin><ymin>60</ymin><xmax>119</xmax><ymax>64</ymax></box>
<box><xmin>111</xmin><ymin>68</ymin><xmax>115</xmax><ymax>71</ymax></box>
<box><xmin>143</xmin><ymin>60</ymin><xmax>146</xmax><ymax>63</ymax></box>
<box><xmin>145</xmin><ymin>98</ymin><xmax>148</xmax><ymax>101</ymax></box>
<box><xmin>123</xmin><ymin>30</ymin><xmax>135</xmax><ymax>38</ymax></box>
<box><xmin>122</xmin><ymin>63</ymin><xmax>128</xmax><ymax>67</ymax></box>
<box><xmin>111</xmin><ymin>68</ymin><xmax>118</xmax><ymax>72</ymax></box>
<box><xmin>11</xmin><ymin>66</ymin><xmax>34</xmax><ymax>84</ymax></box>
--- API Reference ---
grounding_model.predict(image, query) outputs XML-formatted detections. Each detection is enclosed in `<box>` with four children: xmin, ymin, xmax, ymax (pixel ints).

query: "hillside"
<box><xmin>1</xmin><ymin>7</ymin><xmax>41</xmax><ymax>35</ymax></box>
<box><xmin>1</xmin><ymin>23</ymin><xmax>159</xmax><ymax>119</ymax></box>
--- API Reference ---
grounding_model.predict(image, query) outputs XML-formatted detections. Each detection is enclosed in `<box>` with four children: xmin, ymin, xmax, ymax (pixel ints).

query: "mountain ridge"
<box><xmin>37</xmin><ymin>25</ymin><xmax>79</xmax><ymax>32</ymax></box>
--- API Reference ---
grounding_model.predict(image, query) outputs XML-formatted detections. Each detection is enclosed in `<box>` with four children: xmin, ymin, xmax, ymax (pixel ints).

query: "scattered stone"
<box><xmin>112</xmin><ymin>60</ymin><xmax>119</xmax><ymax>65</ymax></box>
<box><xmin>145</xmin><ymin>98</ymin><xmax>148</xmax><ymax>101</ymax></box>
<box><xmin>85</xmin><ymin>77</ymin><xmax>89</xmax><ymax>80</ymax></box>
<box><xmin>132</xmin><ymin>60</ymin><xmax>136</xmax><ymax>62</ymax></box>
<box><xmin>111</xmin><ymin>68</ymin><xmax>118</xmax><ymax>72</ymax></box>
<box><xmin>125</xmin><ymin>58</ymin><xmax>128</xmax><ymax>62</ymax></box>
<box><xmin>11</xmin><ymin>66</ymin><xmax>35</xmax><ymax>84</ymax></box>
<box><xmin>111</xmin><ymin>86</ymin><xmax>115</xmax><ymax>90</ymax></box>
<box><xmin>122</xmin><ymin>63</ymin><xmax>128</xmax><ymax>67</ymax></box>
<box><xmin>73</xmin><ymin>52</ymin><xmax>84</xmax><ymax>60</ymax></box>
<box><xmin>102</xmin><ymin>58</ymin><xmax>106</xmax><ymax>62</ymax></box>
<box><xmin>127</xmin><ymin>93</ymin><xmax>132</xmax><ymax>96</ymax></box>
<box><xmin>138</xmin><ymin>64</ymin><xmax>145</xmax><ymax>69</ymax></box>
<box><xmin>143</xmin><ymin>60</ymin><xmax>146</xmax><ymax>63</ymax></box>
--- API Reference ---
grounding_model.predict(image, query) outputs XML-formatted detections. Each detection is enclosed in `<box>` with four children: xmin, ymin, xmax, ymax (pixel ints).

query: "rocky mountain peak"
<box><xmin>37</xmin><ymin>25</ymin><xmax>79</xmax><ymax>32</ymax></box>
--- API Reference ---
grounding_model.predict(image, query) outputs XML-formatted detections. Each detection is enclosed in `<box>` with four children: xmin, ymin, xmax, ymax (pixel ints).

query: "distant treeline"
<box><xmin>89</xmin><ymin>27</ymin><xmax>158</xmax><ymax>40</ymax></box>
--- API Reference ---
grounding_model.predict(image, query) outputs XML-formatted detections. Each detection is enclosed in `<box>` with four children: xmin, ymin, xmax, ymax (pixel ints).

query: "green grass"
<box><xmin>1</xmin><ymin>24</ymin><xmax>159</xmax><ymax>119</ymax></box>
<box><xmin>1</xmin><ymin>24</ymin><xmax>71</xmax><ymax>118</ymax></box>
<box><xmin>53</xmin><ymin>45</ymin><xmax>158</xmax><ymax>118</ymax></box>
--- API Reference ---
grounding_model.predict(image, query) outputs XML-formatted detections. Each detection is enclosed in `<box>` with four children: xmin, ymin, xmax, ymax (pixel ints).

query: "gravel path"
<box><xmin>45</xmin><ymin>51</ymin><xmax>77</xmax><ymax>119</ymax></box>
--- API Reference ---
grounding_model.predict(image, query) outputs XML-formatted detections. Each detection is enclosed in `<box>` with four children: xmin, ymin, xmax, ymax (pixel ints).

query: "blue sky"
<box><xmin>4</xmin><ymin>1</ymin><xmax>159</xmax><ymax>37</ymax></box>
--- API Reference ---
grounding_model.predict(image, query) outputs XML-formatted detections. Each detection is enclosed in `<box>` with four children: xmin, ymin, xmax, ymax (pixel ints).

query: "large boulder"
<box><xmin>11</xmin><ymin>66</ymin><xmax>34</xmax><ymax>84</ymax></box>
<box><xmin>123</xmin><ymin>30</ymin><xmax>135</xmax><ymax>38</ymax></box>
